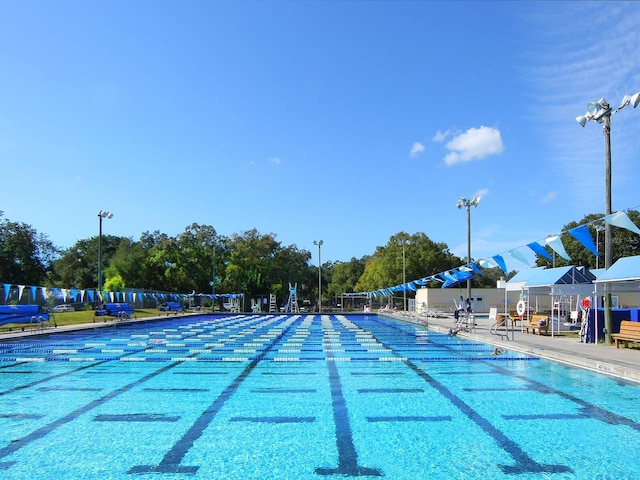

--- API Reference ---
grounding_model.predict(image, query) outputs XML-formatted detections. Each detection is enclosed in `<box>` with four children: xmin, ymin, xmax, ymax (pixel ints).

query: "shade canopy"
<box><xmin>507</xmin><ymin>266</ymin><xmax>595</xmax><ymax>295</ymax></box>
<box><xmin>594</xmin><ymin>255</ymin><xmax>640</xmax><ymax>283</ymax></box>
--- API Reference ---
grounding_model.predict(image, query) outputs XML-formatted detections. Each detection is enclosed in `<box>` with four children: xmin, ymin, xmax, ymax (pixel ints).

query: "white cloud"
<box><xmin>541</xmin><ymin>191</ymin><xmax>557</xmax><ymax>203</ymax></box>
<box><xmin>474</xmin><ymin>188</ymin><xmax>489</xmax><ymax>201</ymax></box>
<box><xmin>443</xmin><ymin>126</ymin><xmax>504</xmax><ymax>166</ymax></box>
<box><xmin>522</xmin><ymin>3</ymin><xmax>640</xmax><ymax>211</ymax></box>
<box><xmin>268</xmin><ymin>157</ymin><xmax>281</xmax><ymax>165</ymax></box>
<box><xmin>409</xmin><ymin>142</ymin><xmax>425</xmax><ymax>157</ymax></box>
<box><xmin>432</xmin><ymin>129</ymin><xmax>452</xmax><ymax>142</ymax></box>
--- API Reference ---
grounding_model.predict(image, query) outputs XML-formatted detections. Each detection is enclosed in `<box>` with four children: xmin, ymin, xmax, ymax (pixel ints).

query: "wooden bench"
<box><xmin>612</xmin><ymin>320</ymin><xmax>640</xmax><ymax>348</ymax></box>
<box><xmin>525</xmin><ymin>314</ymin><xmax>550</xmax><ymax>335</ymax></box>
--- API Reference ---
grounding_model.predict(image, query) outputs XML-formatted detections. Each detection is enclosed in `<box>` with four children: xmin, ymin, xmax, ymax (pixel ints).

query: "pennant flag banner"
<box><xmin>604</xmin><ymin>211</ymin><xmax>640</xmax><ymax>235</ymax></box>
<box><xmin>470</xmin><ymin>263</ymin><xmax>484</xmax><ymax>276</ymax></box>
<box><xmin>526</xmin><ymin>241</ymin><xmax>553</xmax><ymax>260</ymax></box>
<box><xmin>568</xmin><ymin>225</ymin><xmax>598</xmax><ymax>256</ymax></box>
<box><xmin>3</xmin><ymin>284</ymin><xmax>10</xmax><ymax>302</ymax></box>
<box><xmin>545</xmin><ymin>235</ymin><xmax>571</xmax><ymax>261</ymax></box>
<box><xmin>478</xmin><ymin>259</ymin><xmax>494</xmax><ymax>269</ymax></box>
<box><xmin>507</xmin><ymin>248</ymin><xmax>530</xmax><ymax>266</ymax></box>
<box><xmin>492</xmin><ymin>255</ymin><xmax>508</xmax><ymax>275</ymax></box>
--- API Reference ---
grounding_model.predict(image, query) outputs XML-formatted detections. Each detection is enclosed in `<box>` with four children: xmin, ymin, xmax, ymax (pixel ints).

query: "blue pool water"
<box><xmin>0</xmin><ymin>313</ymin><xmax>639</xmax><ymax>479</ymax></box>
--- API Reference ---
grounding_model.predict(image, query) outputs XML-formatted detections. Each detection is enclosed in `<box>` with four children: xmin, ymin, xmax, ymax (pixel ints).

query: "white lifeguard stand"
<box><xmin>285</xmin><ymin>283</ymin><xmax>299</xmax><ymax>313</ymax></box>
<box><xmin>269</xmin><ymin>294</ymin><xmax>277</xmax><ymax>313</ymax></box>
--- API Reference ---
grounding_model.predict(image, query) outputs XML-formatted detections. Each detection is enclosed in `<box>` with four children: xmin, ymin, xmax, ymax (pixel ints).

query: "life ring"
<box><xmin>581</xmin><ymin>297</ymin><xmax>592</xmax><ymax>309</ymax></box>
<box><xmin>516</xmin><ymin>300</ymin><xmax>526</xmax><ymax>317</ymax></box>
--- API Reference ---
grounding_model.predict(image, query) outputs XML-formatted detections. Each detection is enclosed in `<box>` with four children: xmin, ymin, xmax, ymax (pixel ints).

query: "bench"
<box><xmin>525</xmin><ymin>314</ymin><xmax>550</xmax><ymax>335</ymax></box>
<box><xmin>612</xmin><ymin>320</ymin><xmax>640</xmax><ymax>348</ymax></box>
<box><xmin>0</xmin><ymin>305</ymin><xmax>52</xmax><ymax>331</ymax></box>
<box><xmin>94</xmin><ymin>303</ymin><xmax>136</xmax><ymax>321</ymax></box>
<box><xmin>160</xmin><ymin>301</ymin><xmax>184</xmax><ymax>314</ymax></box>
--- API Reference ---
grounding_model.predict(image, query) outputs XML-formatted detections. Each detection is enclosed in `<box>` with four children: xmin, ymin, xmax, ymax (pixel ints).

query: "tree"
<box><xmin>0</xmin><ymin>213</ymin><xmax>58</xmax><ymax>285</ymax></box>
<box><xmin>52</xmin><ymin>235</ymin><xmax>130</xmax><ymax>290</ymax></box>
<box><xmin>327</xmin><ymin>257</ymin><xmax>368</xmax><ymax>297</ymax></box>
<box><xmin>355</xmin><ymin>232</ymin><xmax>462</xmax><ymax>292</ymax></box>
<box><xmin>218</xmin><ymin>229</ymin><xmax>312</xmax><ymax>299</ymax></box>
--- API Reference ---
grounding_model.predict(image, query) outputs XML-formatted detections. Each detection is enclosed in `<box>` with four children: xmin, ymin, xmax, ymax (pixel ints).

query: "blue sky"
<box><xmin>1</xmin><ymin>1</ymin><xmax>640</xmax><ymax>271</ymax></box>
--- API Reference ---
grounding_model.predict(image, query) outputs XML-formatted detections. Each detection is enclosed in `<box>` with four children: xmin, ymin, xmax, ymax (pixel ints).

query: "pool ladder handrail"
<box><xmin>489</xmin><ymin>316</ymin><xmax>509</xmax><ymax>341</ymax></box>
<box><xmin>30</xmin><ymin>315</ymin><xmax>52</xmax><ymax>332</ymax></box>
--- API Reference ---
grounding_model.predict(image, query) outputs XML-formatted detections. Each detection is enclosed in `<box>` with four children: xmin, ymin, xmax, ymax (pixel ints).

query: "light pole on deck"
<box><xmin>595</xmin><ymin>225</ymin><xmax>605</xmax><ymax>270</ymax></box>
<box><xmin>400</xmin><ymin>239</ymin><xmax>410</xmax><ymax>311</ymax></box>
<box><xmin>457</xmin><ymin>196</ymin><xmax>481</xmax><ymax>308</ymax></box>
<box><xmin>576</xmin><ymin>92</ymin><xmax>640</xmax><ymax>343</ymax></box>
<box><xmin>97</xmin><ymin>210</ymin><xmax>113</xmax><ymax>303</ymax></box>
<box><xmin>314</xmin><ymin>240</ymin><xmax>323</xmax><ymax>313</ymax></box>
<box><xmin>210</xmin><ymin>238</ymin><xmax>216</xmax><ymax>312</ymax></box>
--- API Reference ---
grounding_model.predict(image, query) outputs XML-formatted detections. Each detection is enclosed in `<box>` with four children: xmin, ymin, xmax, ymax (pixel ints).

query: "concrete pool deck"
<box><xmin>2</xmin><ymin>310</ymin><xmax>640</xmax><ymax>383</ymax></box>
<box><xmin>383</xmin><ymin>310</ymin><xmax>640</xmax><ymax>383</ymax></box>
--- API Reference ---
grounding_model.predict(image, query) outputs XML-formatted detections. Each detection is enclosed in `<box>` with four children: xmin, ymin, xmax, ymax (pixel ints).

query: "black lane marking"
<box><xmin>172</xmin><ymin>371</ymin><xmax>228</xmax><ymax>375</ymax></box>
<box><xmin>350</xmin><ymin>371</ymin><xmax>404</xmax><ymax>376</ymax></box>
<box><xmin>261</xmin><ymin>371</ymin><xmax>317</xmax><ymax>375</ymax></box>
<box><xmin>38</xmin><ymin>386</ymin><xmax>102</xmax><ymax>392</ymax></box>
<box><xmin>229</xmin><ymin>416</ymin><xmax>315</xmax><ymax>423</ymax></box>
<box><xmin>366</xmin><ymin>316</ymin><xmax>572</xmax><ymax>475</ymax></box>
<box><xmin>0</xmin><ymin>316</ymin><xmax>269</xmax><ymax>471</ymax></box>
<box><xmin>0</xmin><ymin>413</ymin><xmax>43</xmax><ymax>420</ymax></box>
<box><xmin>128</xmin><ymin>319</ymin><xmax>299</xmax><ymax>475</ymax></box>
<box><xmin>94</xmin><ymin>414</ymin><xmax>180</xmax><ymax>422</ymax></box>
<box><xmin>358</xmin><ymin>388</ymin><xmax>423</xmax><ymax>394</ymax></box>
<box><xmin>0</xmin><ymin>361</ymin><xmax>178</xmax><ymax>471</ymax></box>
<box><xmin>315</xmin><ymin>318</ymin><xmax>383</xmax><ymax>477</ymax></box>
<box><xmin>367</xmin><ymin>415</ymin><xmax>452</xmax><ymax>423</ymax></box>
<box><xmin>486</xmin><ymin>363</ymin><xmax>640</xmax><ymax>432</ymax></box>
<box><xmin>0</xmin><ymin>363</ymin><xmax>105</xmax><ymax>397</ymax></box>
<box><xmin>464</xmin><ymin>387</ymin><xmax>532</xmax><ymax>392</ymax></box>
<box><xmin>503</xmin><ymin>414</ymin><xmax>584</xmax><ymax>421</ymax></box>
<box><xmin>251</xmin><ymin>388</ymin><xmax>316</xmax><ymax>394</ymax></box>
<box><xmin>143</xmin><ymin>388</ymin><xmax>209</xmax><ymax>393</ymax></box>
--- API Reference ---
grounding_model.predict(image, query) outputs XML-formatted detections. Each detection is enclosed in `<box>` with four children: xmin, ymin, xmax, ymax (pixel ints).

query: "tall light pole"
<box><xmin>595</xmin><ymin>225</ymin><xmax>605</xmax><ymax>270</ymax></box>
<box><xmin>457</xmin><ymin>196</ymin><xmax>481</xmax><ymax>308</ymax></box>
<box><xmin>97</xmin><ymin>210</ymin><xmax>113</xmax><ymax>302</ymax></box>
<box><xmin>210</xmin><ymin>237</ymin><xmax>216</xmax><ymax>312</ymax></box>
<box><xmin>313</xmin><ymin>240</ymin><xmax>323</xmax><ymax>313</ymax></box>
<box><xmin>576</xmin><ymin>92</ymin><xmax>640</xmax><ymax>343</ymax></box>
<box><xmin>400</xmin><ymin>239</ymin><xmax>410</xmax><ymax>311</ymax></box>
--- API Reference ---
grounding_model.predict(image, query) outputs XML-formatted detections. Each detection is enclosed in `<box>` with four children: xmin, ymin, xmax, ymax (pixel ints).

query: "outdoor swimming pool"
<box><xmin>0</xmin><ymin>313</ymin><xmax>639</xmax><ymax>479</ymax></box>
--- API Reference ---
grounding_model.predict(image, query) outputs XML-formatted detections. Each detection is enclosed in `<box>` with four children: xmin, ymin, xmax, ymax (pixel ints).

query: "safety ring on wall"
<box><xmin>516</xmin><ymin>300</ymin><xmax>526</xmax><ymax>316</ymax></box>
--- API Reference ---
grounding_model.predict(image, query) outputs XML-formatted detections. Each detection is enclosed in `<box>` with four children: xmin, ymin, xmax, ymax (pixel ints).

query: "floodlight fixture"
<box><xmin>313</xmin><ymin>240</ymin><xmax>323</xmax><ymax>312</ymax></box>
<box><xmin>576</xmin><ymin>89</ymin><xmax>640</xmax><ymax>343</ymax></box>
<box><xmin>97</xmin><ymin>210</ymin><xmax>114</xmax><ymax>297</ymax></box>
<box><xmin>456</xmin><ymin>196</ymin><xmax>481</xmax><ymax>304</ymax></box>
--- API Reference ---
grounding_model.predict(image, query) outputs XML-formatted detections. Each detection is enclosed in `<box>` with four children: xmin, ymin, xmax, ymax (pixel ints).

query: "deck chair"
<box><xmin>570</xmin><ymin>311</ymin><xmax>579</xmax><ymax>326</ymax></box>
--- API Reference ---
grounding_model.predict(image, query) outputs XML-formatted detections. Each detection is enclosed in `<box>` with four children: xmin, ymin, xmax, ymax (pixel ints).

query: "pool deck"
<box><xmin>2</xmin><ymin>310</ymin><xmax>640</xmax><ymax>383</ymax></box>
<box><xmin>385</xmin><ymin>311</ymin><xmax>640</xmax><ymax>383</ymax></box>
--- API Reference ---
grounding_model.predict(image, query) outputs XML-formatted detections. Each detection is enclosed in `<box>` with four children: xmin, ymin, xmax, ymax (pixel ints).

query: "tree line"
<box><xmin>2</xmin><ymin>210</ymin><xmax>638</xmax><ymax>306</ymax></box>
